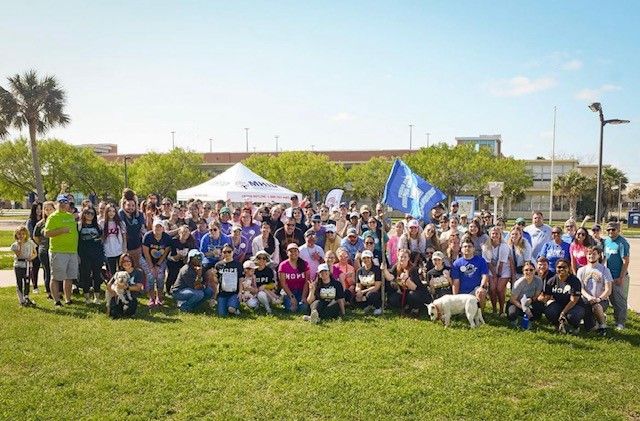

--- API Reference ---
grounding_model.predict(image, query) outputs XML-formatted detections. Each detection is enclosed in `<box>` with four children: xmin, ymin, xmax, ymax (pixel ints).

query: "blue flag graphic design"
<box><xmin>382</xmin><ymin>159</ymin><xmax>447</xmax><ymax>220</ymax></box>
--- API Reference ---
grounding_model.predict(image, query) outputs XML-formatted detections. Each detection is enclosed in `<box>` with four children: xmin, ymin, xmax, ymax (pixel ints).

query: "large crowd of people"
<box><xmin>10</xmin><ymin>190</ymin><xmax>631</xmax><ymax>335</ymax></box>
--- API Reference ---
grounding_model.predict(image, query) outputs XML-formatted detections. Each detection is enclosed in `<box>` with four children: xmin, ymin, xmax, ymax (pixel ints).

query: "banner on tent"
<box><xmin>324</xmin><ymin>189</ymin><xmax>344</xmax><ymax>208</ymax></box>
<box><xmin>382</xmin><ymin>159</ymin><xmax>447</xmax><ymax>220</ymax></box>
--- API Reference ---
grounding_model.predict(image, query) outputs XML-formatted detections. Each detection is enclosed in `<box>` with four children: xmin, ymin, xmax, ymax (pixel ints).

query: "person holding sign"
<box><xmin>213</xmin><ymin>244</ymin><xmax>243</xmax><ymax>316</ymax></box>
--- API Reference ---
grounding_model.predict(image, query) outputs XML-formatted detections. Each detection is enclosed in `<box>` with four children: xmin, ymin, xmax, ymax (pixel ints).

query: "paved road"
<box><xmin>2</xmin><ymin>238</ymin><xmax>640</xmax><ymax>314</ymax></box>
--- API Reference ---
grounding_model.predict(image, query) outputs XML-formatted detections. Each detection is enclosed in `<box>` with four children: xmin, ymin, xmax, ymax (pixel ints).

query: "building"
<box><xmin>455</xmin><ymin>134</ymin><xmax>502</xmax><ymax>156</ymax></box>
<box><xmin>80</xmin><ymin>143</ymin><xmax>118</xmax><ymax>155</ymax></box>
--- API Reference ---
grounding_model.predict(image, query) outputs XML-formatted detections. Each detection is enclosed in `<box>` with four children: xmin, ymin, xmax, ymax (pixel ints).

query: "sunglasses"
<box><xmin>256</xmin><ymin>256</ymin><xmax>267</xmax><ymax>260</ymax></box>
<box><xmin>222</xmin><ymin>250</ymin><xmax>232</xmax><ymax>254</ymax></box>
<box><xmin>607</xmin><ymin>228</ymin><xmax>617</xmax><ymax>232</ymax></box>
<box><xmin>209</xmin><ymin>228</ymin><xmax>218</xmax><ymax>232</ymax></box>
<box><xmin>552</xmin><ymin>231</ymin><xmax>561</xmax><ymax>234</ymax></box>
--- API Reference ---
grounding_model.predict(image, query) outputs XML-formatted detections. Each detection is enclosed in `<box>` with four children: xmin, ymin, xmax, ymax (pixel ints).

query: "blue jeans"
<box><xmin>283</xmin><ymin>289</ymin><xmax>309</xmax><ymax>313</ymax></box>
<box><xmin>173</xmin><ymin>287</ymin><xmax>214</xmax><ymax>312</ymax></box>
<box><xmin>217</xmin><ymin>293</ymin><xmax>240</xmax><ymax>316</ymax></box>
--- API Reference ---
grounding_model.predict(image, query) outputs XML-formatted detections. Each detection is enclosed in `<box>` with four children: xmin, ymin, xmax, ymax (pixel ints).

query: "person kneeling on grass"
<box><xmin>576</xmin><ymin>246</ymin><xmax>613</xmax><ymax>336</ymax></box>
<box><xmin>213</xmin><ymin>244</ymin><xmax>243</xmax><ymax>316</ymax></box>
<box><xmin>303</xmin><ymin>263</ymin><xmax>345</xmax><ymax>323</ymax></box>
<box><xmin>507</xmin><ymin>261</ymin><xmax>545</xmax><ymax>328</ymax></box>
<box><xmin>171</xmin><ymin>250</ymin><xmax>214</xmax><ymax>312</ymax></box>
<box><xmin>540</xmin><ymin>259</ymin><xmax>585</xmax><ymax>334</ymax></box>
<box><xmin>106</xmin><ymin>254</ymin><xmax>144</xmax><ymax>318</ymax></box>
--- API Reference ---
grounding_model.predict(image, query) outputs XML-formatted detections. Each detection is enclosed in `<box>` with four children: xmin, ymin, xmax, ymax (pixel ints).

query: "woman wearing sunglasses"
<box><xmin>507</xmin><ymin>261</ymin><xmax>544</xmax><ymax>327</ymax></box>
<box><xmin>541</xmin><ymin>259</ymin><xmax>585</xmax><ymax>334</ymax></box>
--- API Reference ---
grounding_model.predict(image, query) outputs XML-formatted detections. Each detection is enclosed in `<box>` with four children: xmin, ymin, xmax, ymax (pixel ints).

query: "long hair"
<box><xmin>102</xmin><ymin>204</ymin><xmax>122</xmax><ymax>240</ymax></box>
<box><xmin>28</xmin><ymin>202</ymin><xmax>42</xmax><ymax>227</ymax></box>
<box><xmin>507</xmin><ymin>226</ymin><xmax>526</xmax><ymax>253</ymax></box>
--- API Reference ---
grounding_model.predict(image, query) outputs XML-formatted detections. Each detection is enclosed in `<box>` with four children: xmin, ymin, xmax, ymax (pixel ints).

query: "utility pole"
<box><xmin>171</xmin><ymin>131</ymin><xmax>175</xmax><ymax>149</ymax></box>
<box><xmin>426</xmin><ymin>132</ymin><xmax>431</xmax><ymax>147</ymax></box>
<box><xmin>244</xmin><ymin>128</ymin><xmax>249</xmax><ymax>152</ymax></box>
<box><xmin>549</xmin><ymin>106</ymin><xmax>557</xmax><ymax>224</ymax></box>
<box><xmin>409</xmin><ymin>124</ymin><xmax>414</xmax><ymax>150</ymax></box>
<box><xmin>209</xmin><ymin>138</ymin><xmax>213</xmax><ymax>153</ymax></box>
<box><xmin>275</xmin><ymin>135</ymin><xmax>279</xmax><ymax>152</ymax></box>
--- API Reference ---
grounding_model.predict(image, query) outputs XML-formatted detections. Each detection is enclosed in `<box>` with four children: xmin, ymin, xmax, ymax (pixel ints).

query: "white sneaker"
<box><xmin>93</xmin><ymin>296</ymin><xmax>100</xmax><ymax>304</ymax></box>
<box><xmin>33</xmin><ymin>288</ymin><xmax>39</xmax><ymax>294</ymax></box>
<box><xmin>302</xmin><ymin>315</ymin><xmax>312</xmax><ymax>322</ymax></box>
<box><xmin>615</xmin><ymin>324</ymin><xmax>624</xmax><ymax>331</ymax></box>
<box><xmin>373</xmin><ymin>308</ymin><xmax>383</xmax><ymax>316</ymax></box>
<box><xmin>310</xmin><ymin>309</ymin><xmax>320</xmax><ymax>324</ymax></box>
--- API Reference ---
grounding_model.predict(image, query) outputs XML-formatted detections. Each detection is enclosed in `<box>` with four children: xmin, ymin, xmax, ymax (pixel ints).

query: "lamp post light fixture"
<box><xmin>588</xmin><ymin>102</ymin><xmax>630</xmax><ymax>223</ymax></box>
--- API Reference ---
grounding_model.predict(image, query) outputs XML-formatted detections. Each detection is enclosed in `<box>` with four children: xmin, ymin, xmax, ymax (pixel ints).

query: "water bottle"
<box><xmin>521</xmin><ymin>312</ymin><xmax>530</xmax><ymax>330</ymax></box>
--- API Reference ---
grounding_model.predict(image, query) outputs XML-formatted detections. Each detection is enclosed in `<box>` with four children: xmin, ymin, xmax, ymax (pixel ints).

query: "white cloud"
<box><xmin>562</xmin><ymin>59</ymin><xmax>583</xmax><ymax>70</ymax></box>
<box><xmin>575</xmin><ymin>84</ymin><xmax>621</xmax><ymax>101</ymax></box>
<box><xmin>486</xmin><ymin>76</ymin><xmax>556</xmax><ymax>97</ymax></box>
<box><xmin>331</xmin><ymin>112</ymin><xmax>356</xmax><ymax>121</ymax></box>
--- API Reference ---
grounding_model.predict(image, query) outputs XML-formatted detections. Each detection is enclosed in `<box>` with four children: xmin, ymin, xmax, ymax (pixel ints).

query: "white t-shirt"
<box><xmin>482</xmin><ymin>242</ymin><xmax>511</xmax><ymax>278</ymax></box>
<box><xmin>577</xmin><ymin>263</ymin><xmax>613</xmax><ymax>298</ymax></box>
<box><xmin>11</xmin><ymin>239</ymin><xmax>37</xmax><ymax>268</ymax></box>
<box><xmin>102</xmin><ymin>220</ymin><xmax>126</xmax><ymax>258</ymax></box>
<box><xmin>299</xmin><ymin>244</ymin><xmax>325</xmax><ymax>279</ymax></box>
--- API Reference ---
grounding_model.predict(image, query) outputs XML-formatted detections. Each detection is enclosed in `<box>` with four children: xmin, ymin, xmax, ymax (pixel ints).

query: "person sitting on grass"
<box><xmin>11</xmin><ymin>226</ymin><xmax>38</xmax><ymax>307</ymax></box>
<box><xmin>540</xmin><ymin>259</ymin><xmax>585</xmax><ymax>334</ymax></box>
<box><xmin>507</xmin><ymin>261</ymin><xmax>544</xmax><ymax>328</ymax></box>
<box><xmin>213</xmin><ymin>244</ymin><xmax>243</xmax><ymax>316</ymax></box>
<box><xmin>171</xmin><ymin>250</ymin><xmax>214</xmax><ymax>313</ymax></box>
<box><xmin>278</xmin><ymin>243</ymin><xmax>310</xmax><ymax>314</ymax></box>
<box><xmin>576</xmin><ymin>246</ymin><xmax>612</xmax><ymax>336</ymax></box>
<box><xmin>107</xmin><ymin>254</ymin><xmax>144</xmax><ymax>319</ymax></box>
<box><xmin>381</xmin><ymin>248</ymin><xmax>429</xmax><ymax>315</ymax></box>
<box><xmin>253</xmin><ymin>250</ymin><xmax>280</xmax><ymax>315</ymax></box>
<box><xmin>303</xmin><ymin>263</ymin><xmax>345</xmax><ymax>323</ymax></box>
<box><xmin>354</xmin><ymin>250</ymin><xmax>383</xmax><ymax>316</ymax></box>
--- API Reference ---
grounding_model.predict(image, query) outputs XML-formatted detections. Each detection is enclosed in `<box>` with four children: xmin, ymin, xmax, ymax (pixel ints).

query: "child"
<box><xmin>241</xmin><ymin>260</ymin><xmax>259</xmax><ymax>309</ymax></box>
<box><xmin>11</xmin><ymin>226</ymin><xmax>38</xmax><ymax>306</ymax></box>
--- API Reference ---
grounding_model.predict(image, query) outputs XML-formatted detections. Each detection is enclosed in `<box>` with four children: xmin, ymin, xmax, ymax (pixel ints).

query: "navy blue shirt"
<box><xmin>119</xmin><ymin>209</ymin><xmax>145</xmax><ymax>250</ymax></box>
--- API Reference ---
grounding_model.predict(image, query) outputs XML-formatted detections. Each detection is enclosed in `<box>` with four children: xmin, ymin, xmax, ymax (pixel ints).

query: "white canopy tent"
<box><xmin>176</xmin><ymin>162</ymin><xmax>300</xmax><ymax>203</ymax></box>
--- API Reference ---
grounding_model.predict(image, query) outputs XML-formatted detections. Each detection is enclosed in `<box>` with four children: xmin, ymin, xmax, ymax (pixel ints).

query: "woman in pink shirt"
<box><xmin>278</xmin><ymin>243</ymin><xmax>310</xmax><ymax>313</ymax></box>
<box><xmin>570</xmin><ymin>227</ymin><xmax>593</xmax><ymax>274</ymax></box>
<box><xmin>386</xmin><ymin>221</ymin><xmax>404</xmax><ymax>266</ymax></box>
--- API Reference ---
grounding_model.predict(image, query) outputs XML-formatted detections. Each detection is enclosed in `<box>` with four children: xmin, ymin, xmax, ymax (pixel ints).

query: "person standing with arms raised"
<box><xmin>44</xmin><ymin>195</ymin><xmax>79</xmax><ymax>307</ymax></box>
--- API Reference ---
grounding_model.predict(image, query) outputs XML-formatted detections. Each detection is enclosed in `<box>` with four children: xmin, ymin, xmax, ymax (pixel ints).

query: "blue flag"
<box><xmin>382</xmin><ymin>159</ymin><xmax>447</xmax><ymax>220</ymax></box>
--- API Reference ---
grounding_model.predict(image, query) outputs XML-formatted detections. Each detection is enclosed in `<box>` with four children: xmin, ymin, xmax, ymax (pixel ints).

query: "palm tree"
<box><xmin>553</xmin><ymin>169</ymin><xmax>590</xmax><ymax>219</ymax></box>
<box><xmin>628</xmin><ymin>187</ymin><xmax>640</xmax><ymax>209</ymax></box>
<box><xmin>0</xmin><ymin>70</ymin><xmax>70</xmax><ymax>201</ymax></box>
<box><xmin>602</xmin><ymin>167</ymin><xmax>628</xmax><ymax>219</ymax></box>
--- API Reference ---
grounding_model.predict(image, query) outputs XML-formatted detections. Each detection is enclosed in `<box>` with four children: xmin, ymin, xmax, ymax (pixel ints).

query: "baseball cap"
<box><xmin>361</xmin><ymin>250</ymin><xmax>374</xmax><ymax>259</ymax></box>
<box><xmin>304</xmin><ymin>229</ymin><xmax>316</xmax><ymax>238</ymax></box>
<box><xmin>347</xmin><ymin>228</ymin><xmax>358</xmax><ymax>236</ymax></box>
<box><xmin>187</xmin><ymin>249</ymin><xmax>204</xmax><ymax>263</ymax></box>
<box><xmin>592</xmin><ymin>224</ymin><xmax>601</xmax><ymax>231</ymax></box>
<box><xmin>606</xmin><ymin>221</ymin><xmax>620</xmax><ymax>230</ymax></box>
<box><xmin>360</xmin><ymin>205</ymin><xmax>371</xmax><ymax>214</ymax></box>
<box><xmin>349</xmin><ymin>212</ymin><xmax>359</xmax><ymax>219</ymax></box>
<box><xmin>515</xmin><ymin>217</ymin><xmax>526</xmax><ymax>225</ymax></box>
<box><xmin>311</xmin><ymin>214</ymin><xmax>321</xmax><ymax>222</ymax></box>
<box><xmin>325</xmin><ymin>224</ymin><xmax>336</xmax><ymax>233</ymax></box>
<box><xmin>286</xmin><ymin>243</ymin><xmax>299</xmax><ymax>251</ymax></box>
<box><xmin>220</xmin><ymin>207</ymin><xmax>231</xmax><ymax>214</ymax></box>
<box><xmin>432</xmin><ymin>251</ymin><xmax>445</xmax><ymax>260</ymax></box>
<box><xmin>290</xmin><ymin>195</ymin><xmax>299</xmax><ymax>201</ymax></box>
<box><xmin>317</xmin><ymin>263</ymin><xmax>330</xmax><ymax>272</ymax></box>
<box><xmin>153</xmin><ymin>219</ymin><xmax>166</xmax><ymax>228</ymax></box>
<box><xmin>232</xmin><ymin>224</ymin><xmax>242</xmax><ymax>231</ymax></box>
<box><xmin>56</xmin><ymin>194</ymin><xmax>69</xmax><ymax>203</ymax></box>
<box><xmin>408</xmin><ymin>219</ymin><xmax>420</xmax><ymax>228</ymax></box>
<box><xmin>243</xmin><ymin>260</ymin><xmax>257</xmax><ymax>270</ymax></box>
<box><xmin>451</xmin><ymin>201</ymin><xmax>459</xmax><ymax>206</ymax></box>
<box><xmin>339</xmin><ymin>202</ymin><xmax>347</xmax><ymax>208</ymax></box>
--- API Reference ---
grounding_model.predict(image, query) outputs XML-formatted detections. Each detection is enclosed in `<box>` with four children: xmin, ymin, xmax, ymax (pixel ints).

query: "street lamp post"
<box><xmin>426</xmin><ymin>132</ymin><xmax>430</xmax><ymax>148</ymax></box>
<box><xmin>171</xmin><ymin>131</ymin><xmax>175</xmax><ymax>149</ymax></box>
<box><xmin>588</xmin><ymin>102</ymin><xmax>630</xmax><ymax>223</ymax></box>
<box><xmin>244</xmin><ymin>128</ymin><xmax>249</xmax><ymax>152</ymax></box>
<box><xmin>618</xmin><ymin>178</ymin><xmax>623</xmax><ymax>221</ymax></box>
<box><xmin>124</xmin><ymin>156</ymin><xmax>130</xmax><ymax>188</ymax></box>
<box><xmin>275</xmin><ymin>135</ymin><xmax>279</xmax><ymax>152</ymax></box>
<box><xmin>209</xmin><ymin>138</ymin><xmax>213</xmax><ymax>153</ymax></box>
<box><xmin>409</xmin><ymin>124</ymin><xmax>414</xmax><ymax>150</ymax></box>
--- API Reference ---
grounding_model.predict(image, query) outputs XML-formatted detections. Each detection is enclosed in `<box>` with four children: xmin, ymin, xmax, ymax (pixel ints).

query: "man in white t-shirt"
<box><xmin>576</xmin><ymin>246</ymin><xmax>613</xmax><ymax>336</ymax></box>
<box><xmin>524</xmin><ymin>211</ymin><xmax>552</xmax><ymax>258</ymax></box>
<box><xmin>299</xmin><ymin>229</ymin><xmax>325</xmax><ymax>280</ymax></box>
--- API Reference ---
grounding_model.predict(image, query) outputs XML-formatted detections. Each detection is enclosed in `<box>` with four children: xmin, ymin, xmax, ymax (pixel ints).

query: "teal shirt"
<box><xmin>604</xmin><ymin>236</ymin><xmax>630</xmax><ymax>279</ymax></box>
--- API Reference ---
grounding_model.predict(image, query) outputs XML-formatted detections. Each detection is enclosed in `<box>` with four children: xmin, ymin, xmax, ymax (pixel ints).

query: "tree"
<box><xmin>0</xmin><ymin>70</ymin><xmax>70</xmax><ymax>201</ymax></box>
<box><xmin>128</xmin><ymin>148</ymin><xmax>208</xmax><ymax>199</ymax></box>
<box><xmin>243</xmin><ymin>151</ymin><xmax>346</xmax><ymax>198</ymax></box>
<box><xmin>346</xmin><ymin>157</ymin><xmax>394</xmax><ymax>202</ymax></box>
<box><xmin>0</xmin><ymin>138</ymin><xmax>123</xmax><ymax>201</ymax></box>
<box><xmin>601</xmin><ymin>167</ymin><xmax>628</xmax><ymax>219</ymax></box>
<box><xmin>553</xmin><ymin>169</ymin><xmax>590</xmax><ymax>219</ymax></box>
<box><xmin>628</xmin><ymin>187</ymin><xmax>640</xmax><ymax>209</ymax></box>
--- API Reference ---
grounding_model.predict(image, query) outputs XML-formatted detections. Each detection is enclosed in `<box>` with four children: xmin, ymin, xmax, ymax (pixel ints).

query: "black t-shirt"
<box><xmin>169</xmin><ymin>237</ymin><xmax>195</xmax><ymax>263</ymax></box>
<box><xmin>142</xmin><ymin>232</ymin><xmax>172</xmax><ymax>265</ymax></box>
<box><xmin>544</xmin><ymin>274</ymin><xmax>582</xmax><ymax>307</ymax></box>
<box><xmin>356</xmin><ymin>265</ymin><xmax>382</xmax><ymax>288</ymax></box>
<box><xmin>214</xmin><ymin>260</ymin><xmax>243</xmax><ymax>296</ymax></box>
<box><xmin>274</xmin><ymin>227</ymin><xmax>305</xmax><ymax>261</ymax></box>
<box><xmin>314</xmin><ymin>279</ymin><xmax>345</xmax><ymax>302</ymax></box>
<box><xmin>78</xmin><ymin>224</ymin><xmax>103</xmax><ymax>257</ymax></box>
<box><xmin>427</xmin><ymin>266</ymin><xmax>452</xmax><ymax>291</ymax></box>
<box><xmin>255</xmin><ymin>266</ymin><xmax>276</xmax><ymax>289</ymax></box>
<box><xmin>119</xmin><ymin>209</ymin><xmax>145</xmax><ymax>250</ymax></box>
<box><xmin>388</xmin><ymin>265</ymin><xmax>426</xmax><ymax>292</ymax></box>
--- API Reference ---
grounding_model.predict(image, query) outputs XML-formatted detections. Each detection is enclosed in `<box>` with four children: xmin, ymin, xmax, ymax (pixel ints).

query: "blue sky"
<box><xmin>1</xmin><ymin>1</ymin><xmax>638</xmax><ymax>178</ymax></box>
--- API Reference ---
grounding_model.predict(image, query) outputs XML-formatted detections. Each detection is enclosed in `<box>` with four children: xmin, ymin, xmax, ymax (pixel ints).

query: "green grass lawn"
<box><xmin>0</xmin><ymin>230</ymin><xmax>14</xmax><ymax>248</ymax></box>
<box><xmin>1</xmin><ymin>288</ymin><xmax>639</xmax><ymax>420</ymax></box>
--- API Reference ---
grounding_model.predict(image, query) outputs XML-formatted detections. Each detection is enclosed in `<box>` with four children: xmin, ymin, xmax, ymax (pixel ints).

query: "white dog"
<box><xmin>427</xmin><ymin>294</ymin><xmax>484</xmax><ymax>328</ymax></box>
<box><xmin>110</xmin><ymin>271</ymin><xmax>132</xmax><ymax>310</ymax></box>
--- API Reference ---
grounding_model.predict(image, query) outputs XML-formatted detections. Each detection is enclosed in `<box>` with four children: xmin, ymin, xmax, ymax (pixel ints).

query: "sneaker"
<box><xmin>54</xmin><ymin>301</ymin><xmax>63</xmax><ymax>308</ymax></box>
<box><xmin>47</xmin><ymin>294</ymin><xmax>53</xmax><ymax>300</ymax></box>
<box><xmin>615</xmin><ymin>324</ymin><xmax>624</xmax><ymax>331</ymax></box>
<box><xmin>558</xmin><ymin>320</ymin><xmax>567</xmax><ymax>334</ymax></box>
<box><xmin>85</xmin><ymin>295</ymin><xmax>92</xmax><ymax>304</ymax></box>
<box><xmin>156</xmin><ymin>299</ymin><xmax>164</xmax><ymax>306</ymax></box>
<box><xmin>310</xmin><ymin>309</ymin><xmax>320</xmax><ymax>324</ymax></box>
<box><xmin>373</xmin><ymin>308</ymin><xmax>383</xmax><ymax>316</ymax></box>
<box><xmin>33</xmin><ymin>288</ymin><xmax>39</xmax><ymax>294</ymax></box>
<box><xmin>598</xmin><ymin>328</ymin><xmax>607</xmax><ymax>337</ymax></box>
<box><xmin>25</xmin><ymin>297</ymin><xmax>36</xmax><ymax>307</ymax></box>
<box><xmin>93</xmin><ymin>296</ymin><xmax>100</xmax><ymax>304</ymax></box>
<box><xmin>363</xmin><ymin>305</ymin><xmax>373</xmax><ymax>314</ymax></box>
<box><xmin>208</xmin><ymin>298</ymin><xmax>216</xmax><ymax>308</ymax></box>
<box><xmin>302</xmin><ymin>315</ymin><xmax>312</xmax><ymax>322</ymax></box>
<box><xmin>148</xmin><ymin>299</ymin><xmax>156</xmax><ymax>308</ymax></box>
<box><xmin>65</xmin><ymin>299</ymin><xmax>73</xmax><ymax>305</ymax></box>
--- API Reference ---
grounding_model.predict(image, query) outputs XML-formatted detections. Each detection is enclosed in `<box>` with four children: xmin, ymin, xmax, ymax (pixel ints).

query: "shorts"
<box><xmin>140</xmin><ymin>258</ymin><xmax>167</xmax><ymax>292</ymax></box>
<box><xmin>50</xmin><ymin>252</ymin><xmax>79</xmax><ymax>281</ymax></box>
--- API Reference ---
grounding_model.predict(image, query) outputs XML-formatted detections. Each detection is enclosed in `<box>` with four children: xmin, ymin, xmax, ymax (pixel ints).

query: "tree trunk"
<box><xmin>28</xmin><ymin>122</ymin><xmax>45</xmax><ymax>202</ymax></box>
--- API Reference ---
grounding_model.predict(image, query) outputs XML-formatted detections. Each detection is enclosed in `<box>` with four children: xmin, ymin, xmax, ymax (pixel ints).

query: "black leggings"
<box><xmin>30</xmin><ymin>255</ymin><xmax>41</xmax><ymax>289</ymax></box>
<box><xmin>15</xmin><ymin>267</ymin><xmax>30</xmax><ymax>298</ymax></box>
<box><xmin>39</xmin><ymin>251</ymin><xmax>51</xmax><ymax>294</ymax></box>
<box><xmin>105</xmin><ymin>256</ymin><xmax>121</xmax><ymax>278</ymax></box>
<box><xmin>507</xmin><ymin>301</ymin><xmax>545</xmax><ymax>321</ymax></box>
<box><xmin>544</xmin><ymin>301</ymin><xmax>585</xmax><ymax>329</ymax></box>
<box><xmin>310</xmin><ymin>300</ymin><xmax>341</xmax><ymax>320</ymax></box>
<box><xmin>79</xmin><ymin>255</ymin><xmax>104</xmax><ymax>294</ymax></box>
<box><xmin>166</xmin><ymin>260</ymin><xmax>185</xmax><ymax>294</ymax></box>
<box><xmin>387</xmin><ymin>288</ymin><xmax>430</xmax><ymax>311</ymax></box>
